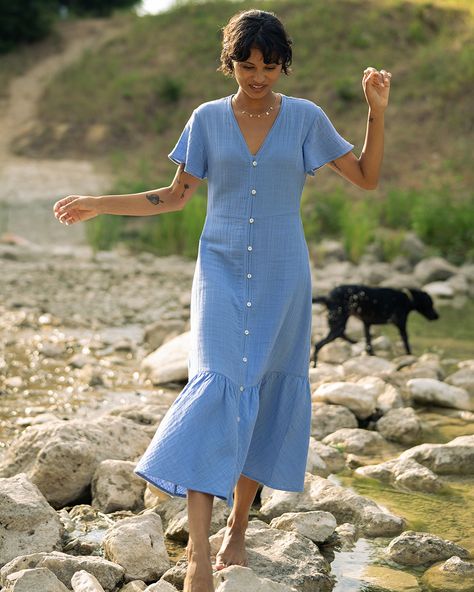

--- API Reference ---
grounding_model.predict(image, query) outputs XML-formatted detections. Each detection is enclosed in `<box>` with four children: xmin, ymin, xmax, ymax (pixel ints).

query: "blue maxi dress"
<box><xmin>134</xmin><ymin>93</ymin><xmax>354</xmax><ymax>509</ymax></box>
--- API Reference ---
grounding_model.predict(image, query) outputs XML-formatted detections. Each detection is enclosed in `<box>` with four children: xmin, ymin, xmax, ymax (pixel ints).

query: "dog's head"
<box><xmin>404</xmin><ymin>288</ymin><xmax>439</xmax><ymax>320</ymax></box>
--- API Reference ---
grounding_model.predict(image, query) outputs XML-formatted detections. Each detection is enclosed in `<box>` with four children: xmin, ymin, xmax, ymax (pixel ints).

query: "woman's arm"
<box><xmin>54</xmin><ymin>164</ymin><xmax>202</xmax><ymax>225</ymax></box>
<box><xmin>326</xmin><ymin>67</ymin><xmax>391</xmax><ymax>190</ymax></box>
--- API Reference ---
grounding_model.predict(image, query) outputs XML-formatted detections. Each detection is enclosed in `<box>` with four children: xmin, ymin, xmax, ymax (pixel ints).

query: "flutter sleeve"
<box><xmin>168</xmin><ymin>109</ymin><xmax>208</xmax><ymax>180</ymax></box>
<box><xmin>303</xmin><ymin>105</ymin><xmax>354</xmax><ymax>176</ymax></box>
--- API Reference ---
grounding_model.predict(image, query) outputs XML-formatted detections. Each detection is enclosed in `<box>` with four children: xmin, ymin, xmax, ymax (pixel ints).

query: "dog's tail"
<box><xmin>312</xmin><ymin>296</ymin><xmax>329</xmax><ymax>306</ymax></box>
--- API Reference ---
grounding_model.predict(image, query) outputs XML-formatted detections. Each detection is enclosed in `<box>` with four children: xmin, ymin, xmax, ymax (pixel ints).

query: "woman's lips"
<box><xmin>250</xmin><ymin>84</ymin><xmax>266</xmax><ymax>91</ymax></box>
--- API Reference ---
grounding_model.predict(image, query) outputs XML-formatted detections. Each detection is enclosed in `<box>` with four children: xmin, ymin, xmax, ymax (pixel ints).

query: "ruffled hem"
<box><xmin>133</xmin><ymin>368</ymin><xmax>311</xmax><ymax>509</ymax></box>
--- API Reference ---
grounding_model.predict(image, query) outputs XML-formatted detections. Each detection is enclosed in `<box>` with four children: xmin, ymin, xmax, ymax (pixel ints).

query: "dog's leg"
<box><xmin>363</xmin><ymin>322</ymin><xmax>375</xmax><ymax>355</ymax></box>
<box><xmin>312</xmin><ymin>322</ymin><xmax>348</xmax><ymax>366</ymax></box>
<box><xmin>394</xmin><ymin>320</ymin><xmax>412</xmax><ymax>355</ymax></box>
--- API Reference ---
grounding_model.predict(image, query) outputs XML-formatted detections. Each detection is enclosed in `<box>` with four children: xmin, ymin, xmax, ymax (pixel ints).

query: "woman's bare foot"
<box><xmin>184</xmin><ymin>540</ymin><xmax>214</xmax><ymax>592</ymax></box>
<box><xmin>213</xmin><ymin>520</ymin><xmax>248</xmax><ymax>571</ymax></box>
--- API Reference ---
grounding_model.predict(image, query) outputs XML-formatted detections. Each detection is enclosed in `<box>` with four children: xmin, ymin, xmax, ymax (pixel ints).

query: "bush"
<box><xmin>0</xmin><ymin>0</ymin><xmax>57</xmax><ymax>53</ymax></box>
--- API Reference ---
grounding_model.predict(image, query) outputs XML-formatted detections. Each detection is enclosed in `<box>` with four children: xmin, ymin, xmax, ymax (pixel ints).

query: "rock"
<box><xmin>312</xmin><ymin>382</ymin><xmax>376</xmax><ymax>419</ymax></box>
<box><xmin>354</xmin><ymin>565</ymin><xmax>421</xmax><ymax>592</ymax></box>
<box><xmin>315</xmin><ymin>341</ymin><xmax>352</xmax><ymax>365</ymax></box>
<box><xmin>102</xmin><ymin>511</ymin><xmax>170</xmax><ymax>582</ymax></box>
<box><xmin>355</xmin><ymin>458</ymin><xmax>443</xmax><ymax>493</ymax></box>
<box><xmin>414</xmin><ymin>256</ymin><xmax>458</xmax><ymax>284</ymax></box>
<box><xmin>213</xmin><ymin>565</ymin><xmax>297</xmax><ymax>591</ymax></box>
<box><xmin>407</xmin><ymin>378</ymin><xmax>473</xmax><ymax>411</ymax></box>
<box><xmin>209</xmin><ymin>519</ymin><xmax>333</xmax><ymax>591</ymax></box>
<box><xmin>0</xmin><ymin>473</ymin><xmax>63</xmax><ymax>567</ymax></box>
<box><xmin>141</xmin><ymin>331</ymin><xmax>190</xmax><ymax>385</ymax></box>
<box><xmin>143</xmin><ymin>319</ymin><xmax>185</xmax><ymax>351</ymax></box>
<box><xmin>3</xmin><ymin>567</ymin><xmax>69</xmax><ymax>591</ymax></box>
<box><xmin>269</xmin><ymin>511</ymin><xmax>337</xmax><ymax>543</ymax></box>
<box><xmin>342</xmin><ymin>356</ymin><xmax>396</xmax><ymax>378</ymax></box>
<box><xmin>305</xmin><ymin>443</ymin><xmax>330</xmax><ymax>477</ymax></box>
<box><xmin>71</xmin><ymin>570</ymin><xmax>106</xmax><ymax>591</ymax></box>
<box><xmin>399</xmin><ymin>435</ymin><xmax>474</xmax><ymax>474</ymax></box>
<box><xmin>308</xmin><ymin>440</ymin><xmax>345</xmax><ymax>474</ymax></box>
<box><xmin>377</xmin><ymin>386</ymin><xmax>405</xmax><ymax>413</ymax></box>
<box><xmin>334</xmin><ymin>523</ymin><xmax>358</xmax><ymax>551</ymax></box>
<box><xmin>422</xmin><ymin>556</ymin><xmax>474</xmax><ymax>592</ymax></box>
<box><xmin>259</xmin><ymin>472</ymin><xmax>404</xmax><ymax>537</ymax></box>
<box><xmin>385</xmin><ymin>531</ymin><xmax>470</xmax><ymax>566</ymax></box>
<box><xmin>143</xmin><ymin>495</ymin><xmax>187</xmax><ymax>528</ymax></box>
<box><xmin>164</xmin><ymin>499</ymin><xmax>229</xmax><ymax>542</ymax></box>
<box><xmin>91</xmin><ymin>460</ymin><xmax>146</xmax><ymax>513</ymax></box>
<box><xmin>308</xmin><ymin>363</ymin><xmax>344</xmax><ymax>387</ymax></box>
<box><xmin>375</xmin><ymin>408</ymin><xmax>422</xmax><ymax>445</ymax></box>
<box><xmin>445</xmin><ymin>368</ymin><xmax>474</xmax><ymax>396</ymax></box>
<box><xmin>144</xmin><ymin>581</ymin><xmax>179</xmax><ymax>591</ymax></box>
<box><xmin>0</xmin><ymin>552</ymin><xmax>125</xmax><ymax>591</ymax></box>
<box><xmin>118</xmin><ymin>582</ymin><xmax>147</xmax><ymax>591</ymax></box>
<box><xmin>423</xmin><ymin>281</ymin><xmax>454</xmax><ymax>299</ymax></box>
<box><xmin>322</xmin><ymin>428</ymin><xmax>387</xmax><ymax>455</ymax></box>
<box><xmin>311</xmin><ymin>404</ymin><xmax>358</xmax><ymax>439</ymax></box>
<box><xmin>0</xmin><ymin>417</ymin><xmax>152</xmax><ymax>508</ymax></box>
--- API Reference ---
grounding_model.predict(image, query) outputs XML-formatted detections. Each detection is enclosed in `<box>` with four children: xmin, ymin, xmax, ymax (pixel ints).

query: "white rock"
<box><xmin>407</xmin><ymin>377</ymin><xmax>473</xmax><ymax>411</ymax></box>
<box><xmin>311</xmin><ymin>403</ymin><xmax>358</xmax><ymax>439</ymax></box>
<box><xmin>144</xmin><ymin>580</ymin><xmax>179</xmax><ymax>591</ymax></box>
<box><xmin>342</xmin><ymin>356</ymin><xmax>396</xmax><ymax>378</ymax></box>
<box><xmin>0</xmin><ymin>551</ymin><xmax>125</xmax><ymax>591</ymax></box>
<box><xmin>209</xmin><ymin>519</ymin><xmax>332</xmax><ymax>590</ymax></box>
<box><xmin>322</xmin><ymin>428</ymin><xmax>387</xmax><ymax>455</ymax></box>
<box><xmin>91</xmin><ymin>460</ymin><xmax>146</xmax><ymax>513</ymax></box>
<box><xmin>375</xmin><ymin>407</ymin><xmax>422</xmax><ymax>445</ymax></box>
<box><xmin>269</xmin><ymin>511</ymin><xmax>337</xmax><ymax>543</ymax></box>
<box><xmin>423</xmin><ymin>281</ymin><xmax>454</xmax><ymax>298</ymax></box>
<box><xmin>445</xmin><ymin>367</ymin><xmax>474</xmax><ymax>396</ymax></box>
<box><xmin>141</xmin><ymin>331</ymin><xmax>190</xmax><ymax>384</ymax></box>
<box><xmin>260</xmin><ymin>473</ymin><xmax>404</xmax><ymax>537</ymax></box>
<box><xmin>0</xmin><ymin>473</ymin><xmax>63</xmax><ymax>566</ymax></box>
<box><xmin>0</xmin><ymin>417</ymin><xmax>152</xmax><ymax>508</ymax></box>
<box><xmin>71</xmin><ymin>570</ymin><xmax>106</xmax><ymax>591</ymax></box>
<box><xmin>312</xmin><ymin>382</ymin><xmax>376</xmax><ymax>419</ymax></box>
<box><xmin>213</xmin><ymin>565</ymin><xmax>297</xmax><ymax>591</ymax></box>
<box><xmin>102</xmin><ymin>511</ymin><xmax>170</xmax><ymax>582</ymax></box>
<box><xmin>3</xmin><ymin>567</ymin><xmax>69</xmax><ymax>591</ymax></box>
<box><xmin>399</xmin><ymin>435</ymin><xmax>474</xmax><ymax>474</ymax></box>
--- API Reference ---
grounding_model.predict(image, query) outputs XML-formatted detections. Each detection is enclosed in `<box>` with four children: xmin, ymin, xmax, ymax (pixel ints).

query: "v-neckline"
<box><xmin>228</xmin><ymin>93</ymin><xmax>286</xmax><ymax>158</ymax></box>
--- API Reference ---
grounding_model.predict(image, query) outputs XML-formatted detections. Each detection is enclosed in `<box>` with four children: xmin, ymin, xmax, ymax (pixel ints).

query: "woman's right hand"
<box><xmin>53</xmin><ymin>195</ymin><xmax>101</xmax><ymax>225</ymax></box>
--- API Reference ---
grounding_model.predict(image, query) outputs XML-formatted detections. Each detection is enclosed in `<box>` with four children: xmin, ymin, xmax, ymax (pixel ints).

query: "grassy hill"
<box><xmin>4</xmin><ymin>0</ymin><xmax>474</xmax><ymax>261</ymax></box>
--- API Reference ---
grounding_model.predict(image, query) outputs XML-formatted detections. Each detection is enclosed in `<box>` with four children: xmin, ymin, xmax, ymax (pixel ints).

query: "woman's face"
<box><xmin>232</xmin><ymin>46</ymin><xmax>283</xmax><ymax>99</ymax></box>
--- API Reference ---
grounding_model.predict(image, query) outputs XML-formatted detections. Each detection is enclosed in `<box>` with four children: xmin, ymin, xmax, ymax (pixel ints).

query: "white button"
<box><xmin>247</xmin><ymin>273</ymin><xmax>252</xmax><ymax>279</ymax></box>
<box><xmin>246</xmin><ymin>301</ymin><xmax>252</xmax><ymax>307</ymax></box>
<box><xmin>239</xmin><ymin>386</ymin><xmax>244</xmax><ymax>391</ymax></box>
<box><xmin>252</xmin><ymin>160</ymin><xmax>257</xmax><ymax>166</ymax></box>
<box><xmin>244</xmin><ymin>329</ymin><xmax>249</xmax><ymax>335</ymax></box>
<box><xmin>237</xmin><ymin>416</ymin><xmax>241</xmax><ymax>422</ymax></box>
<box><xmin>242</xmin><ymin>357</ymin><xmax>247</xmax><ymax>362</ymax></box>
<box><xmin>249</xmin><ymin>218</ymin><xmax>254</xmax><ymax>223</ymax></box>
<box><xmin>251</xmin><ymin>189</ymin><xmax>257</xmax><ymax>195</ymax></box>
<box><xmin>247</xmin><ymin>245</ymin><xmax>252</xmax><ymax>251</ymax></box>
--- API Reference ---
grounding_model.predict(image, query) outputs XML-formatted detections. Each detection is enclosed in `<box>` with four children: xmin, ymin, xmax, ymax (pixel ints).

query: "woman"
<box><xmin>54</xmin><ymin>8</ymin><xmax>390</xmax><ymax>592</ymax></box>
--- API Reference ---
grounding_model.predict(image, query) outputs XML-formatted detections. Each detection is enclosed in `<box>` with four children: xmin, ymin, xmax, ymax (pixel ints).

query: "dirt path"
<box><xmin>0</xmin><ymin>18</ymin><xmax>128</xmax><ymax>243</ymax></box>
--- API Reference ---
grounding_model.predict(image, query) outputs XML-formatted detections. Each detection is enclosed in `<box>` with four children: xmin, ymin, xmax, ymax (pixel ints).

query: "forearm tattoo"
<box><xmin>146</xmin><ymin>192</ymin><xmax>165</xmax><ymax>205</ymax></box>
<box><xmin>330</xmin><ymin>159</ymin><xmax>341</xmax><ymax>171</ymax></box>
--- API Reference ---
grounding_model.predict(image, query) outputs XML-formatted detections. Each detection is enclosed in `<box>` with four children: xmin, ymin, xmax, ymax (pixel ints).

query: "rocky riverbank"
<box><xmin>1</xmin><ymin>238</ymin><xmax>474</xmax><ymax>591</ymax></box>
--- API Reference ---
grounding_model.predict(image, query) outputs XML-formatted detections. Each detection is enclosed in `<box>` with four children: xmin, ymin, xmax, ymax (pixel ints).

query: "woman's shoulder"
<box><xmin>192</xmin><ymin>96</ymin><xmax>229</xmax><ymax>118</ymax></box>
<box><xmin>284</xmin><ymin>94</ymin><xmax>322</xmax><ymax>119</ymax></box>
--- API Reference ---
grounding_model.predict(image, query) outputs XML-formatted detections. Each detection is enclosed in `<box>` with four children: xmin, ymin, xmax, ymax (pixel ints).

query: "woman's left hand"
<box><xmin>362</xmin><ymin>67</ymin><xmax>391</xmax><ymax>112</ymax></box>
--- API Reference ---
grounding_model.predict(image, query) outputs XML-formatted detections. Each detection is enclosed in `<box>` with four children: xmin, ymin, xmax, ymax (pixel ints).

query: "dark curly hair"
<box><xmin>217</xmin><ymin>9</ymin><xmax>293</xmax><ymax>77</ymax></box>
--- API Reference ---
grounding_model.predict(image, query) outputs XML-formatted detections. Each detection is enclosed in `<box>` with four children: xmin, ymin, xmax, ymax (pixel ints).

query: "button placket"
<box><xmin>241</xmin><ymin>159</ymin><xmax>258</xmax><ymax>390</ymax></box>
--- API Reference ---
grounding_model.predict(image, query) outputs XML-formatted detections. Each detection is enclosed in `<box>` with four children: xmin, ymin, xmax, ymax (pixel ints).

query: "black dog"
<box><xmin>311</xmin><ymin>284</ymin><xmax>439</xmax><ymax>365</ymax></box>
